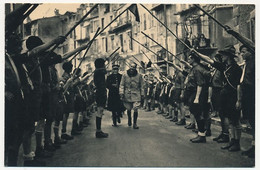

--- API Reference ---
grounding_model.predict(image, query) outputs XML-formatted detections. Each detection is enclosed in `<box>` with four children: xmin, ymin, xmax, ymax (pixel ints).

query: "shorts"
<box><xmin>123</xmin><ymin>101</ymin><xmax>141</xmax><ymax>111</ymax></box>
<box><xmin>212</xmin><ymin>87</ymin><xmax>222</xmax><ymax>112</ymax></box>
<box><xmin>219</xmin><ymin>88</ymin><xmax>240</xmax><ymax>121</ymax></box>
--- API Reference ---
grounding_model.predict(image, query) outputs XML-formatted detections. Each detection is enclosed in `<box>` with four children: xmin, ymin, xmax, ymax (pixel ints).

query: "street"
<box><xmin>31</xmin><ymin>108</ymin><xmax>255</xmax><ymax>167</ymax></box>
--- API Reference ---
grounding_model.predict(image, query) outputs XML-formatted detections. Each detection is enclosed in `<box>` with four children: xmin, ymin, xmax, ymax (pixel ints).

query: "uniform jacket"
<box><xmin>119</xmin><ymin>69</ymin><xmax>144</xmax><ymax>102</ymax></box>
<box><xmin>106</xmin><ymin>73</ymin><xmax>125</xmax><ymax>112</ymax></box>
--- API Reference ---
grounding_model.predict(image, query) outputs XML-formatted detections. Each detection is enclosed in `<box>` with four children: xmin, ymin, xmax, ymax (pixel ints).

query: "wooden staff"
<box><xmin>140</xmin><ymin>4</ymin><xmax>192</xmax><ymax>50</ymax></box>
<box><xmin>194</xmin><ymin>4</ymin><xmax>226</xmax><ymax>29</ymax></box>
<box><xmin>141</xmin><ymin>31</ymin><xmax>181</xmax><ymax>62</ymax></box>
<box><xmin>29</xmin><ymin>4</ymin><xmax>99</xmax><ymax>75</ymax></box>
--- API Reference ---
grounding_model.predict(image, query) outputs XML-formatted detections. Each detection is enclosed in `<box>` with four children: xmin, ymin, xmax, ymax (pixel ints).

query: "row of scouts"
<box><xmin>139</xmin><ymin>26</ymin><xmax>255</xmax><ymax>158</ymax></box>
<box><xmin>5</xmin><ymin>31</ymin><xmax>99</xmax><ymax>166</ymax></box>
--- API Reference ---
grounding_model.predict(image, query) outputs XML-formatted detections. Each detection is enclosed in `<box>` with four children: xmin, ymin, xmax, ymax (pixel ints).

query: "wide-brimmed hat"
<box><xmin>218</xmin><ymin>45</ymin><xmax>237</xmax><ymax>58</ymax></box>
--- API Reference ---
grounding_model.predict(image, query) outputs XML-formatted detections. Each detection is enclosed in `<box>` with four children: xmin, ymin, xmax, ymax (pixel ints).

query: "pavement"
<box><xmin>17</xmin><ymin>107</ymin><xmax>255</xmax><ymax>167</ymax></box>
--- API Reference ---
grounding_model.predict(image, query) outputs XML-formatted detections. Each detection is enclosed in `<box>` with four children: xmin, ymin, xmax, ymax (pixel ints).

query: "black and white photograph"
<box><xmin>4</xmin><ymin>1</ymin><xmax>257</xmax><ymax>168</ymax></box>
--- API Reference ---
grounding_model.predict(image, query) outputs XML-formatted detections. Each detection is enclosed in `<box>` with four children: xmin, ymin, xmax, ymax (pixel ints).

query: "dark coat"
<box><xmin>94</xmin><ymin>68</ymin><xmax>107</xmax><ymax>107</ymax></box>
<box><xmin>106</xmin><ymin>73</ymin><xmax>125</xmax><ymax>112</ymax></box>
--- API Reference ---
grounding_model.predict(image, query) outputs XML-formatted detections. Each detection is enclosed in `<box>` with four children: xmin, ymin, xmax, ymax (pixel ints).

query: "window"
<box><xmin>101</xmin><ymin>18</ymin><xmax>105</xmax><ymax>30</ymax></box>
<box><xmin>105</xmin><ymin>4</ymin><xmax>110</xmax><ymax>13</ymax></box>
<box><xmin>143</xmin><ymin>14</ymin><xmax>146</xmax><ymax>30</ymax></box>
<box><xmin>120</xmin><ymin>34</ymin><xmax>124</xmax><ymax>52</ymax></box>
<box><xmin>105</xmin><ymin>37</ymin><xmax>108</xmax><ymax>52</ymax></box>
<box><xmin>111</xmin><ymin>35</ymin><xmax>114</xmax><ymax>50</ymax></box>
<box><xmin>128</xmin><ymin>31</ymin><xmax>133</xmax><ymax>51</ymax></box>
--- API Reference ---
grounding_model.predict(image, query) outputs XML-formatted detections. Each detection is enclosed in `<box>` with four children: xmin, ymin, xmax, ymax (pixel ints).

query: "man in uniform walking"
<box><xmin>120</xmin><ymin>62</ymin><xmax>144</xmax><ymax>129</ymax></box>
<box><xmin>106</xmin><ymin>63</ymin><xmax>125</xmax><ymax>127</ymax></box>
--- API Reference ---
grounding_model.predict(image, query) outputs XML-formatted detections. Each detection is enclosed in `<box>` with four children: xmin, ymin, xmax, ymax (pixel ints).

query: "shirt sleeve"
<box><xmin>212</xmin><ymin>61</ymin><xmax>225</xmax><ymax>72</ymax></box>
<box><xmin>194</xmin><ymin>68</ymin><xmax>205</xmax><ymax>86</ymax></box>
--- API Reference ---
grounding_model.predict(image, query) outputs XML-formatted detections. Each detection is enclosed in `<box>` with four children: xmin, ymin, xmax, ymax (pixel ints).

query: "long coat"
<box><xmin>119</xmin><ymin>69</ymin><xmax>144</xmax><ymax>102</ymax></box>
<box><xmin>106</xmin><ymin>73</ymin><xmax>125</xmax><ymax>112</ymax></box>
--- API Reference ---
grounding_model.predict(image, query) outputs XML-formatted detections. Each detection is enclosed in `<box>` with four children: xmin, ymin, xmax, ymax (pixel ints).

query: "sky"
<box><xmin>29</xmin><ymin>3</ymin><xmax>81</xmax><ymax>20</ymax></box>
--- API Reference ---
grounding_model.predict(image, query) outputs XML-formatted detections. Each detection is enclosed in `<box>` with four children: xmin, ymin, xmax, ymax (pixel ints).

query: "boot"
<box><xmin>242</xmin><ymin>146</ymin><xmax>255</xmax><ymax>158</ymax></box>
<box><xmin>146</xmin><ymin>103</ymin><xmax>151</xmax><ymax>112</ymax></box>
<box><xmin>221</xmin><ymin>138</ymin><xmax>235</xmax><ymax>150</ymax></box>
<box><xmin>228</xmin><ymin>139</ymin><xmax>240</xmax><ymax>152</ymax></box>
<box><xmin>54</xmin><ymin>137</ymin><xmax>67</xmax><ymax>145</ymax></box>
<box><xmin>95</xmin><ymin>131</ymin><xmax>109</xmax><ymax>138</ymax></box>
<box><xmin>133</xmin><ymin>111</ymin><xmax>139</xmax><ymax>129</ymax></box>
<box><xmin>127</xmin><ymin>111</ymin><xmax>132</xmax><ymax>126</ymax></box>
<box><xmin>206</xmin><ymin>130</ymin><xmax>211</xmax><ymax>137</ymax></box>
<box><xmin>35</xmin><ymin>146</ymin><xmax>53</xmax><ymax>158</ymax></box>
<box><xmin>170</xmin><ymin>116</ymin><xmax>178</xmax><ymax>122</ymax></box>
<box><xmin>165</xmin><ymin>115</ymin><xmax>172</xmax><ymax>119</ymax></box>
<box><xmin>217</xmin><ymin>133</ymin><xmax>230</xmax><ymax>143</ymax></box>
<box><xmin>190</xmin><ymin>135</ymin><xmax>206</xmax><ymax>143</ymax></box>
<box><xmin>176</xmin><ymin>119</ymin><xmax>186</xmax><ymax>125</ymax></box>
<box><xmin>213</xmin><ymin>132</ymin><xmax>223</xmax><ymax>141</ymax></box>
<box><xmin>133</xmin><ymin>124</ymin><xmax>139</xmax><ymax>129</ymax></box>
<box><xmin>117</xmin><ymin>116</ymin><xmax>121</xmax><ymax>124</ymax></box>
<box><xmin>61</xmin><ymin>133</ymin><xmax>74</xmax><ymax>140</ymax></box>
<box><xmin>112</xmin><ymin>116</ymin><xmax>117</xmax><ymax>127</ymax></box>
<box><xmin>44</xmin><ymin>140</ymin><xmax>58</xmax><ymax>151</ymax></box>
<box><xmin>77</xmin><ymin>122</ymin><xmax>84</xmax><ymax>131</ymax></box>
<box><xmin>185</xmin><ymin>123</ymin><xmax>196</xmax><ymax>129</ymax></box>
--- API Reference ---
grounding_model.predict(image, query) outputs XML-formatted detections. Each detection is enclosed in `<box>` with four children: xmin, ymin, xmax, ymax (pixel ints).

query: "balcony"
<box><xmin>109</xmin><ymin>17</ymin><xmax>132</xmax><ymax>34</ymax></box>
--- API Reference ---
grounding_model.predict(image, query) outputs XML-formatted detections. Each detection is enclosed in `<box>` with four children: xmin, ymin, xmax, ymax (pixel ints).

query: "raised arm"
<box><xmin>28</xmin><ymin>36</ymin><xmax>66</xmax><ymax>57</ymax></box>
<box><xmin>193</xmin><ymin>50</ymin><xmax>214</xmax><ymax>65</ymax></box>
<box><xmin>224</xmin><ymin>25</ymin><xmax>255</xmax><ymax>53</ymax></box>
<box><xmin>63</xmin><ymin>43</ymin><xmax>89</xmax><ymax>60</ymax></box>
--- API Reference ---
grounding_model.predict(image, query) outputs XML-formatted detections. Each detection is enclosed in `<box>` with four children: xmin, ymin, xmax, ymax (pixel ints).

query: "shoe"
<box><xmin>117</xmin><ymin>117</ymin><xmax>121</xmax><ymax>123</ymax></box>
<box><xmin>61</xmin><ymin>134</ymin><xmax>74</xmax><ymax>140</ymax></box>
<box><xmin>228</xmin><ymin>140</ymin><xmax>240</xmax><ymax>152</ymax></box>
<box><xmin>242</xmin><ymin>146</ymin><xmax>255</xmax><ymax>158</ymax></box>
<box><xmin>157</xmin><ymin>110</ymin><xmax>163</xmax><ymax>114</ymax></box>
<box><xmin>213</xmin><ymin>133</ymin><xmax>223</xmax><ymax>141</ymax></box>
<box><xmin>206</xmin><ymin>130</ymin><xmax>211</xmax><ymax>137</ymax></box>
<box><xmin>71</xmin><ymin>130</ymin><xmax>82</xmax><ymax>136</ymax></box>
<box><xmin>54</xmin><ymin>137</ymin><xmax>67</xmax><ymax>145</ymax></box>
<box><xmin>192</xmin><ymin>129</ymin><xmax>198</xmax><ymax>133</ymax></box>
<box><xmin>96</xmin><ymin>131</ymin><xmax>109</xmax><ymax>138</ymax></box>
<box><xmin>77</xmin><ymin>125</ymin><xmax>84</xmax><ymax>131</ymax></box>
<box><xmin>128</xmin><ymin>119</ymin><xmax>132</xmax><ymax>127</ymax></box>
<box><xmin>176</xmin><ymin>119</ymin><xmax>186</xmax><ymax>125</ymax></box>
<box><xmin>24</xmin><ymin>159</ymin><xmax>46</xmax><ymax>166</ymax></box>
<box><xmin>170</xmin><ymin>116</ymin><xmax>178</xmax><ymax>122</ymax></box>
<box><xmin>112</xmin><ymin>124</ymin><xmax>118</xmax><ymax>127</ymax></box>
<box><xmin>35</xmin><ymin>146</ymin><xmax>53</xmax><ymax>158</ymax></box>
<box><xmin>165</xmin><ymin>115</ymin><xmax>172</xmax><ymax>119</ymax></box>
<box><xmin>133</xmin><ymin>124</ymin><xmax>139</xmax><ymax>129</ymax></box>
<box><xmin>190</xmin><ymin>135</ymin><xmax>206</xmax><ymax>143</ymax></box>
<box><xmin>217</xmin><ymin>134</ymin><xmax>230</xmax><ymax>143</ymax></box>
<box><xmin>184</xmin><ymin>123</ymin><xmax>195</xmax><ymax>129</ymax></box>
<box><xmin>163</xmin><ymin>113</ymin><xmax>169</xmax><ymax>117</ymax></box>
<box><xmin>221</xmin><ymin>139</ymin><xmax>235</xmax><ymax>150</ymax></box>
<box><xmin>185</xmin><ymin>123</ymin><xmax>195</xmax><ymax>129</ymax></box>
<box><xmin>44</xmin><ymin>141</ymin><xmax>57</xmax><ymax>151</ymax></box>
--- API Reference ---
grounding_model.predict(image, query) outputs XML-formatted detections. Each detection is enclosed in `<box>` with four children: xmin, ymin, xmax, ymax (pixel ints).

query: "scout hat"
<box><xmin>218</xmin><ymin>45</ymin><xmax>237</xmax><ymax>58</ymax></box>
